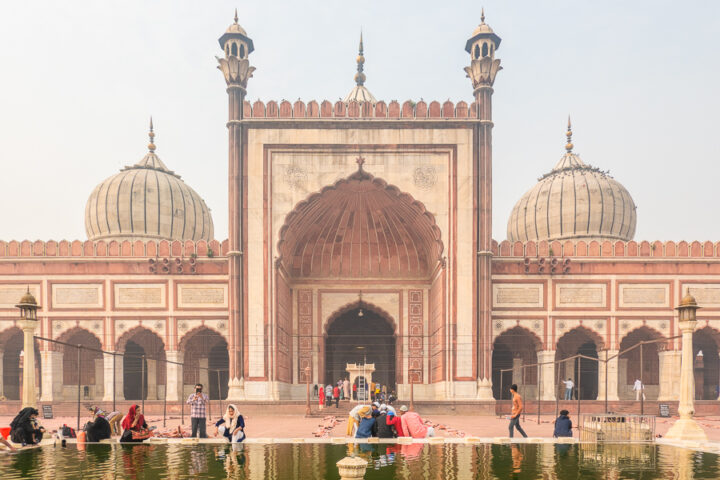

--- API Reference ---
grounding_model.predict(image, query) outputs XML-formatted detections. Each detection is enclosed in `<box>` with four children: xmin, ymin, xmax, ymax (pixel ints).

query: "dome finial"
<box><xmin>148</xmin><ymin>116</ymin><xmax>156</xmax><ymax>152</ymax></box>
<box><xmin>481</xmin><ymin>7</ymin><xmax>485</xmax><ymax>23</ymax></box>
<box><xmin>234</xmin><ymin>8</ymin><xmax>238</xmax><ymax>24</ymax></box>
<box><xmin>565</xmin><ymin>115</ymin><xmax>573</xmax><ymax>153</ymax></box>
<box><xmin>354</xmin><ymin>30</ymin><xmax>366</xmax><ymax>86</ymax></box>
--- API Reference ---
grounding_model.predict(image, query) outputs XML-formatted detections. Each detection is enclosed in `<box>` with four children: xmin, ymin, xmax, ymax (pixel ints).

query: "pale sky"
<box><xmin>1</xmin><ymin>0</ymin><xmax>719</xmax><ymax>242</ymax></box>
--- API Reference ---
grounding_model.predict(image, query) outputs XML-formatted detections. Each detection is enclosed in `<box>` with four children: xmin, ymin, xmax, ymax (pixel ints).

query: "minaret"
<box><xmin>217</xmin><ymin>9</ymin><xmax>255</xmax><ymax>400</ymax></box>
<box><xmin>464</xmin><ymin>9</ymin><xmax>502</xmax><ymax>400</ymax></box>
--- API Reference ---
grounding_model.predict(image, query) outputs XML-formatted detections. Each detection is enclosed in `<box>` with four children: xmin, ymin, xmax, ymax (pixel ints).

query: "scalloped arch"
<box><xmin>178</xmin><ymin>325</ymin><xmax>228</xmax><ymax>351</ymax></box>
<box><xmin>323</xmin><ymin>300</ymin><xmax>397</xmax><ymax>336</ymax></box>
<box><xmin>277</xmin><ymin>169</ymin><xmax>443</xmax><ymax>278</ymax></box>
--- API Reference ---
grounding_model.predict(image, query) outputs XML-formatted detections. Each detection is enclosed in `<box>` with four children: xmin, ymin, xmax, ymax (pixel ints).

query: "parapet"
<box><xmin>492</xmin><ymin>239</ymin><xmax>720</xmax><ymax>258</ymax></box>
<box><xmin>0</xmin><ymin>239</ymin><xmax>229</xmax><ymax>258</ymax></box>
<box><xmin>242</xmin><ymin>100</ymin><xmax>476</xmax><ymax>120</ymax></box>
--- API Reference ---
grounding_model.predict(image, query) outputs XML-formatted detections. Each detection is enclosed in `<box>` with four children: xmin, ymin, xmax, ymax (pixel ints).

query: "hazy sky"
<box><xmin>1</xmin><ymin>0</ymin><xmax>719</xmax><ymax>242</ymax></box>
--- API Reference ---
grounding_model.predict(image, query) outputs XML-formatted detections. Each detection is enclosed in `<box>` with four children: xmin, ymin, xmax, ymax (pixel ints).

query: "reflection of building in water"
<box><xmin>579</xmin><ymin>443</ymin><xmax>656</xmax><ymax>472</ymax></box>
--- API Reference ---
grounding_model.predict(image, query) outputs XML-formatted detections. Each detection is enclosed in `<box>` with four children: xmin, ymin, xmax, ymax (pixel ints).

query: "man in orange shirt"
<box><xmin>508</xmin><ymin>384</ymin><xmax>528</xmax><ymax>438</ymax></box>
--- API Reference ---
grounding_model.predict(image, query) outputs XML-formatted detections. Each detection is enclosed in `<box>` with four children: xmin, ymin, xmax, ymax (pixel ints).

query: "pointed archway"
<box><xmin>555</xmin><ymin>327</ymin><xmax>603</xmax><ymax>400</ymax></box>
<box><xmin>492</xmin><ymin>327</ymin><xmax>541</xmax><ymax>400</ymax></box>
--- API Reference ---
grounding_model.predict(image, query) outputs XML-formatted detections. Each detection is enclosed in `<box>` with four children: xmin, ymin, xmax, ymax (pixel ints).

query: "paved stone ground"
<box><xmin>4</xmin><ymin>412</ymin><xmax>720</xmax><ymax>442</ymax></box>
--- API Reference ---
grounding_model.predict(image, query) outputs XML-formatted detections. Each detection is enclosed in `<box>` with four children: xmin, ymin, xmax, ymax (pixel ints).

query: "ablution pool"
<box><xmin>1</xmin><ymin>441</ymin><xmax>718</xmax><ymax>479</ymax></box>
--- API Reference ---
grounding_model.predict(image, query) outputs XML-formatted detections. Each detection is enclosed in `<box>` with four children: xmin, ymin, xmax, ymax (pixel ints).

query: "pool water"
<box><xmin>1</xmin><ymin>442</ymin><xmax>718</xmax><ymax>479</ymax></box>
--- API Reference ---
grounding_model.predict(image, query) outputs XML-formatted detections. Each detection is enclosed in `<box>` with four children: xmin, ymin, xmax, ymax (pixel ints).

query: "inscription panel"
<box><xmin>493</xmin><ymin>284</ymin><xmax>543</xmax><ymax>308</ymax></box>
<box><xmin>619</xmin><ymin>284</ymin><xmax>669</xmax><ymax>308</ymax></box>
<box><xmin>52</xmin><ymin>284</ymin><xmax>102</xmax><ymax>308</ymax></box>
<box><xmin>686</xmin><ymin>284</ymin><xmax>720</xmax><ymax>307</ymax></box>
<box><xmin>556</xmin><ymin>283</ymin><xmax>606</xmax><ymax>308</ymax></box>
<box><xmin>0</xmin><ymin>285</ymin><xmax>41</xmax><ymax>309</ymax></box>
<box><xmin>177</xmin><ymin>284</ymin><xmax>228</xmax><ymax>308</ymax></box>
<box><xmin>114</xmin><ymin>284</ymin><xmax>165</xmax><ymax>308</ymax></box>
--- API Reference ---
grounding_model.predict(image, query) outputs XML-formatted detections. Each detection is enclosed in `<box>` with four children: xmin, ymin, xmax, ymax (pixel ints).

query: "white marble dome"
<box><xmin>85</xmin><ymin>125</ymin><xmax>214</xmax><ymax>242</ymax></box>
<box><xmin>507</xmin><ymin>128</ymin><xmax>636</xmax><ymax>243</ymax></box>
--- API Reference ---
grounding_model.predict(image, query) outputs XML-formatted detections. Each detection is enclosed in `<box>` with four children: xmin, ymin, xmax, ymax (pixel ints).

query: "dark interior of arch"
<box><xmin>491</xmin><ymin>328</ymin><xmax>539</xmax><ymax>400</ymax></box>
<box><xmin>183</xmin><ymin>329</ymin><xmax>229</xmax><ymax>400</ymax></box>
<box><xmin>693</xmin><ymin>329</ymin><xmax>720</xmax><ymax>400</ymax></box>
<box><xmin>325</xmin><ymin>308</ymin><xmax>395</xmax><ymax>389</ymax></box>
<box><xmin>555</xmin><ymin>330</ymin><xmax>599</xmax><ymax>400</ymax></box>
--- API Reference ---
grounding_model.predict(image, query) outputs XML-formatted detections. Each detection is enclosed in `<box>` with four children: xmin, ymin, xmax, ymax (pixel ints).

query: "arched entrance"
<box><xmin>118</xmin><ymin>327</ymin><xmax>166</xmax><ymax>401</ymax></box>
<box><xmin>555</xmin><ymin>327</ymin><xmax>602</xmax><ymax>400</ymax></box>
<box><xmin>618</xmin><ymin>327</ymin><xmax>662</xmax><ymax>400</ymax></box>
<box><xmin>693</xmin><ymin>327</ymin><xmax>720</xmax><ymax>400</ymax></box>
<box><xmin>57</xmin><ymin>328</ymin><xmax>103</xmax><ymax>400</ymax></box>
<box><xmin>492</xmin><ymin>327</ymin><xmax>540</xmax><ymax>400</ymax></box>
<box><xmin>0</xmin><ymin>327</ymin><xmax>41</xmax><ymax>400</ymax></box>
<box><xmin>325</xmin><ymin>305</ymin><xmax>396</xmax><ymax>389</ymax></box>
<box><xmin>180</xmin><ymin>327</ymin><xmax>229</xmax><ymax>400</ymax></box>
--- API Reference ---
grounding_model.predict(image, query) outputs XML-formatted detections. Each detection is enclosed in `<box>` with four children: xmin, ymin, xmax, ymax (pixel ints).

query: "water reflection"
<box><xmin>1</xmin><ymin>442</ymin><xmax>719</xmax><ymax>479</ymax></box>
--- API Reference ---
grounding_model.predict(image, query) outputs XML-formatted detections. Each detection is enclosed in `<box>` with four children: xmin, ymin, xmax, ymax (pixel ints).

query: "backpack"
<box><xmin>61</xmin><ymin>424</ymin><xmax>77</xmax><ymax>438</ymax></box>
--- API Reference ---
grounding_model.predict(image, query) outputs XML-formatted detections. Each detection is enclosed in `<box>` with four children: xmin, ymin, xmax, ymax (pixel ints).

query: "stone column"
<box><xmin>537</xmin><ymin>351</ymin><xmax>556</xmax><ymax>401</ymax></box>
<box><xmin>512</xmin><ymin>357</ymin><xmax>523</xmax><ymax>390</ymax></box>
<box><xmin>165</xmin><ymin>350</ymin><xmax>184</xmax><ymax>402</ymax></box>
<box><xmin>465</xmin><ymin>18</ymin><xmax>503</xmax><ymax>400</ymax></box>
<box><xmin>94</xmin><ymin>358</ymin><xmax>104</xmax><ymax>400</ymax></box>
<box><xmin>39</xmin><ymin>350</ymin><xmax>63</xmax><ymax>402</ymax></box>
<box><xmin>19</xmin><ymin>319</ymin><xmax>38</xmax><ymax>408</ymax></box>
<box><xmin>217</xmin><ymin>16</ymin><xmax>255</xmax><ymax>401</ymax></box>
<box><xmin>102</xmin><ymin>354</ymin><xmax>124</xmax><ymax>402</ymax></box>
<box><xmin>604</xmin><ymin>349</ymin><xmax>620</xmax><ymax>401</ymax></box>
<box><xmin>146</xmin><ymin>359</ymin><xmax>157</xmax><ymax>400</ymax></box>
<box><xmin>658</xmin><ymin>349</ymin><xmax>681</xmax><ymax>401</ymax></box>
<box><xmin>665</xmin><ymin>292</ymin><xmax>707</xmax><ymax>441</ymax></box>
<box><xmin>618</xmin><ymin>356</ymin><xmax>628</xmax><ymax>400</ymax></box>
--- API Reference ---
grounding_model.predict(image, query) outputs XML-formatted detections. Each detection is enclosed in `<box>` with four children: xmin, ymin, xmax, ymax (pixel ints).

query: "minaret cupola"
<box><xmin>465</xmin><ymin>8</ymin><xmax>501</xmax><ymax>60</ymax></box>
<box><xmin>219</xmin><ymin>9</ymin><xmax>254</xmax><ymax>59</ymax></box>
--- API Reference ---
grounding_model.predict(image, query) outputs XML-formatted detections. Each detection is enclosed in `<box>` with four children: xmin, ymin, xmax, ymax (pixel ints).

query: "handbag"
<box><xmin>131</xmin><ymin>428</ymin><xmax>153</xmax><ymax>441</ymax></box>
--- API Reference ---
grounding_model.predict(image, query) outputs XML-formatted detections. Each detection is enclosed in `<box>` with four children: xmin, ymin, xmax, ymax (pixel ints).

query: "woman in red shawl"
<box><xmin>120</xmin><ymin>405</ymin><xmax>150</xmax><ymax>443</ymax></box>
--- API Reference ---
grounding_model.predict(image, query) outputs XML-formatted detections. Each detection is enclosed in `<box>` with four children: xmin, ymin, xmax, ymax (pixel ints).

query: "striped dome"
<box><xmin>85</xmin><ymin>126</ymin><xmax>213</xmax><ymax>242</ymax></box>
<box><xmin>507</xmin><ymin>147</ymin><xmax>636</xmax><ymax>243</ymax></box>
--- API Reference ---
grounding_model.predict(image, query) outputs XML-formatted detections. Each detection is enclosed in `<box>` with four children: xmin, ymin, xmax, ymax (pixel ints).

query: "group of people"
<box><xmin>347</xmin><ymin>402</ymin><xmax>435</xmax><ymax>439</ymax></box>
<box><xmin>508</xmin><ymin>384</ymin><xmax>574</xmax><ymax>439</ymax></box>
<box><xmin>316</xmin><ymin>379</ymin><xmax>397</xmax><ymax>409</ymax></box>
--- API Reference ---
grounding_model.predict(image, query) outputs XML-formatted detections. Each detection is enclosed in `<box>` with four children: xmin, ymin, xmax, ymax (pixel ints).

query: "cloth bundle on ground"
<box><xmin>10</xmin><ymin>407</ymin><xmax>43</xmax><ymax>445</ymax></box>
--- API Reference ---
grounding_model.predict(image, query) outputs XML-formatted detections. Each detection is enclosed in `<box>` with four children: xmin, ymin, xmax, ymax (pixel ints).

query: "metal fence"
<box><xmin>579</xmin><ymin>414</ymin><xmax>656</xmax><ymax>442</ymax></box>
<box><xmin>28</xmin><ymin>335</ymin><xmax>228</xmax><ymax>432</ymax></box>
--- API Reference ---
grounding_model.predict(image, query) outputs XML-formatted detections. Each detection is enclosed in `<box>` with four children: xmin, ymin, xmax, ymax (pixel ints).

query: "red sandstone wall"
<box><xmin>429</xmin><ymin>271</ymin><xmax>446</xmax><ymax>383</ymax></box>
<box><xmin>275</xmin><ymin>272</ymin><xmax>293</xmax><ymax>384</ymax></box>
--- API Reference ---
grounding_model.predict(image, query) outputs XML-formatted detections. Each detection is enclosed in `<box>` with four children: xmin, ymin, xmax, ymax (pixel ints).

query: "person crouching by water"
<box><xmin>215</xmin><ymin>404</ymin><xmax>245</xmax><ymax>443</ymax></box>
<box><xmin>553</xmin><ymin>409</ymin><xmax>573</xmax><ymax>438</ymax></box>
<box><xmin>120</xmin><ymin>405</ymin><xmax>152</xmax><ymax>443</ymax></box>
<box><xmin>355</xmin><ymin>411</ymin><xmax>377</xmax><ymax>439</ymax></box>
<box><xmin>10</xmin><ymin>407</ymin><xmax>45</xmax><ymax>446</ymax></box>
<box><xmin>85</xmin><ymin>406</ymin><xmax>112</xmax><ymax>442</ymax></box>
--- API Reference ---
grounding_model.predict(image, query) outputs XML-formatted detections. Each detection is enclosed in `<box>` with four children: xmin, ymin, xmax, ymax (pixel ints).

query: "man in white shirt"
<box><xmin>633</xmin><ymin>379</ymin><xmax>645</xmax><ymax>400</ymax></box>
<box><xmin>562</xmin><ymin>378</ymin><xmax>574</xmax><ymax>400</ymax></box>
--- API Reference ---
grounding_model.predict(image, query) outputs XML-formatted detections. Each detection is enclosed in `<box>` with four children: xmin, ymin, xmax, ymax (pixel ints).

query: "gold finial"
<box><xmin>234</xmin><ymin>8</ymin><xmax>238</xmax><ymax>24</ymax></box>
<box><xmin>148</xmin><ymin>116</ymin><xmax>156</xmax><ymax>152</ymax></box>
<box><xmin>565</xmin><ymin>115</ymin><xmax>573</xmax><ymax>153</ymax></box>
<box><xmin>354</xmin><ymin>31</ymin><xmax>366</xmax><ymax>86</ymax></box>
<box><xmin>481</xmin><ymin>7</ymin><xmax>485</xmax><ymax>23</ymax></box>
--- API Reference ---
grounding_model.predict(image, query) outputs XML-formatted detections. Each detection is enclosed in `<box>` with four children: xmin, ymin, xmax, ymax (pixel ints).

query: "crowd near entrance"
<box><xmin>325</xmin><ymin>307</ymin><xmax>396</xmax><ymax>391</ymax></box>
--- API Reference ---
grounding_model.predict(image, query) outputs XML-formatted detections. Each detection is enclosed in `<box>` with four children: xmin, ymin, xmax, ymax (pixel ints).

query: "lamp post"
<box><xmin>305</xmin><ymin>366</ymin><xmax>312</xmax><ymax>416</ymax></box>
<box><xmin>665</xmin><ymin>290</ymin><xmax>708</xmax><ymax>441</ymax></box>
<box><xmin>16</xmin><ymin>288</ymin><xmax>39</xmax><ymax>409</ymax></box>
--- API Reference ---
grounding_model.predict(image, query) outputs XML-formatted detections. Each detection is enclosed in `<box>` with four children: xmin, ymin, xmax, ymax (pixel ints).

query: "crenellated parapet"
<box><xmin>242</xmin><ymin>99</ymin><xmax>476</xmax><ymax>120</ymax></box>
<box><xmin>0</xmin><ymin>239</ymin><xmax>229</xmax><ymax>258</ymax></box>
<box><xmin>493</xmin><ymin>239</ymin><xmax>720</xmax><ymax>258</ymax></box>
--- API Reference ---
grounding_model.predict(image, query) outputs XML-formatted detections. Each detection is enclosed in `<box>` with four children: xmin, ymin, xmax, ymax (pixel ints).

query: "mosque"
<box><xmin>1</xmin><ymin>11</ymin><xmax>719</xmax><ymax>412</ymax></box>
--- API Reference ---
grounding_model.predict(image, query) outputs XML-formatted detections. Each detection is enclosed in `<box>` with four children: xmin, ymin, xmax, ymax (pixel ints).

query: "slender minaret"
<box><xmin>217</xmin><ymin>10</ymin><xmax>255</xmax><ymax>400</ymax></box>
<box><xmin>464</xmin><ymin>9</ymin><xmax>502</xmax><ymax>400</ymax></box>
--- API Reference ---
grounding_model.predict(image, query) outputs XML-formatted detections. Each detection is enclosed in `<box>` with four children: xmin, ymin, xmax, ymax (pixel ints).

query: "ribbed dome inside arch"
<box><xmin>278</xmin><ymin>170</ymin><xmax>443</xmax><ymax>278</ymax></box>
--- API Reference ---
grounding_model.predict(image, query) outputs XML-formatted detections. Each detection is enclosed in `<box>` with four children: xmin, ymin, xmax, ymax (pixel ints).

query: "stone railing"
<box><xmin>242</xmin><ymin>99</ymin><xmax>476</xmax><ymax>119</ymax></box>
<box><xmin>0</xmin><ymin>239</ymin><xmax>229</xmax><ymax>258</ymax></box>
<box><xmin>492</xmin><ymin>239</ymin><xmax>720</xmax><ymax>258</ymax></box>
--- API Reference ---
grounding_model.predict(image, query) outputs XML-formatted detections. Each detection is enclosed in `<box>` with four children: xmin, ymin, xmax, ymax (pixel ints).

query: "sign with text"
<box><xmin>42</xmin><ymin>405</ymin><xmax>53</xmax><ymax>419</ymax></box>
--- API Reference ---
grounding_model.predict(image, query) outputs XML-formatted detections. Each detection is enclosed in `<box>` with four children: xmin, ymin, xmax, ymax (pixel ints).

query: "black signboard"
<box><xmin>42</xmin><ymin>404</ymin><xmax>53</xmax><ymax>419</ymax></box>
<box><xmin>659</xmin><ymin>404</ymin><xmax>670</xmax><ymax>418</ymax></box>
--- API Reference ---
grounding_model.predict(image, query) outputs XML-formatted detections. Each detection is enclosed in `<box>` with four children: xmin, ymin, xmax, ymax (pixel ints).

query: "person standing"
<box><xmin>508</xmin><ymin>384</ymin><xmax>528</xmax><ymax>438</ymax></box>
<box><xmin>187</xmin><ymin>383</ymin><xmax>209</xmax><ymax>438</ymax></box>
<box><xmin>633</xmin><ymin>379</ymin><xmax>646</xmax><ymax>401</ymax></box>
<box><xmin>318</xmin><ymin>387</ymin><xmax>325</xmax><ymax>410</ymax></box>
<box><xmin>562</xmin><ymin>378</ymin><xmax>574</xmax><ymax>400</ymax></box>
<box><xmin>333</xmin><ymin>385</ymin><xmax>340</xmax><ymax>408</ymax></box>
<box><xmin>353</xmin><ymin>382</ymin><xmax>358</xmax><ymax>400</ymax></box>
<box><xmin>325</xmin><ymin>384</ymin><xmax>333</xmax><ymax>405</ymax></box>
<box><xmin>343</xmin><ymin>378</ymin><xmax>350</xmax><ymax>401</ymax></box>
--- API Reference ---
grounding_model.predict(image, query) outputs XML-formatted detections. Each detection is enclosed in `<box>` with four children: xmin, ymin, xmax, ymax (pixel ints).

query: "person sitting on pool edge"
<box><xmin>120</xmin><ymin>405</ymin><xmax>152</xmax><ymax>443</ymax></box>
<box><xmin>10</xmin><ymin>407</ymin><xmax>45</xmax><ymax>446</ymax></box>
<box><xmin>85</xmin><ymin>406</ymin><xmax>112</xmax><ymax>442</ymax></box>
<box><xmin>355</xmin><ymin>411</ymin><xmax>377</xmax><ymax>439</ymax></box>
<box><xmin>553</xmin><ymin>409</ymin><xmax>573</xmax><ymax>438</ymax></box>
<box><xmin>215</xmin><ymin>404</ymin><xmax>245</xmax><ymax>443</ymax></box>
